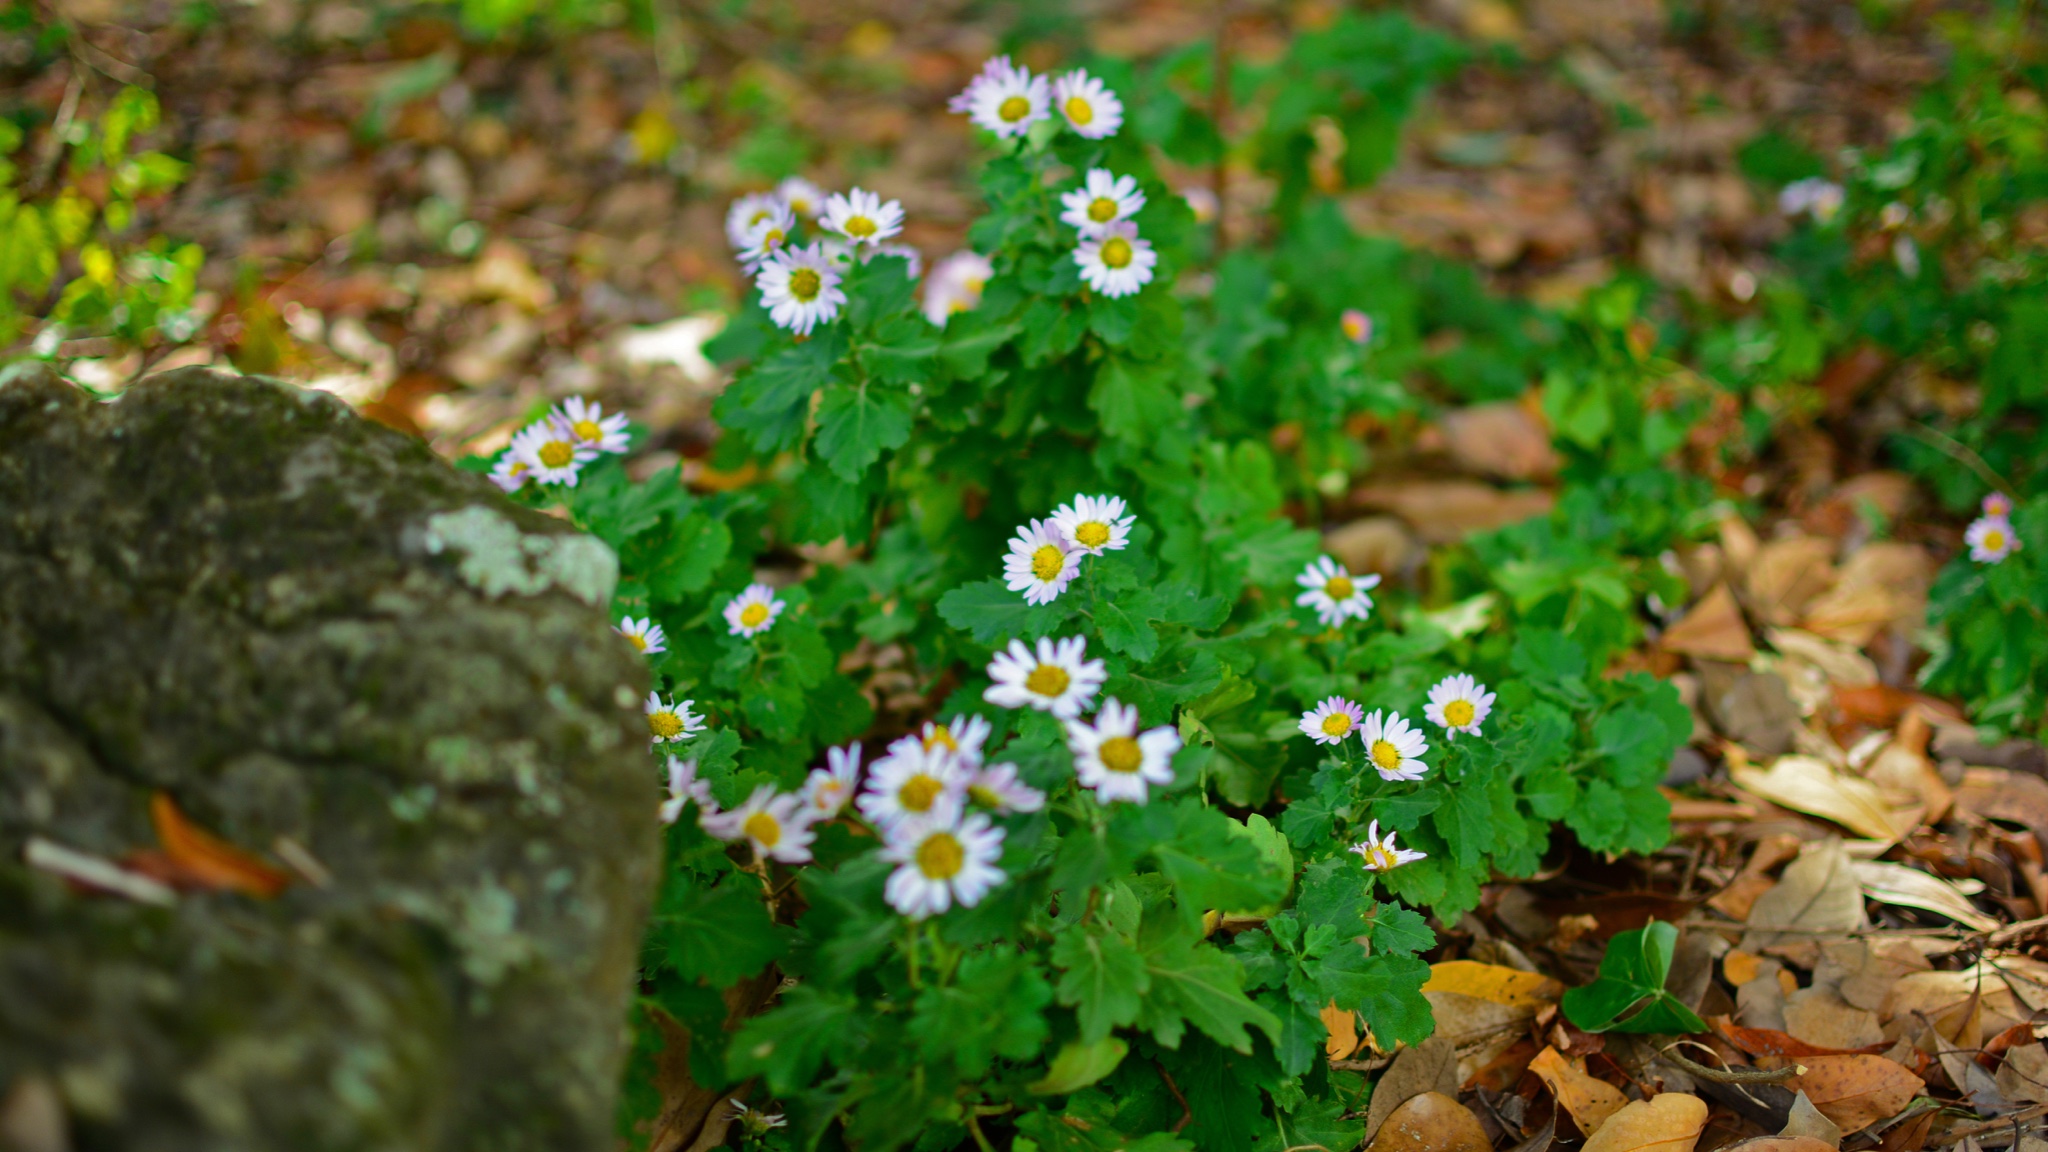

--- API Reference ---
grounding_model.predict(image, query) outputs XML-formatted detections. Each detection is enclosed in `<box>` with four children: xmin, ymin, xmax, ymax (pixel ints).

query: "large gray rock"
<box><xmin>0</xmin><ymin>366</ymin><xmax>659</xmax><ymax>1152</ymax></box>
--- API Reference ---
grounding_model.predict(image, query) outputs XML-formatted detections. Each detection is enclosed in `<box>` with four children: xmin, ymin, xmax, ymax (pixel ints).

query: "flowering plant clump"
<box><xmin>473</xmin><ymin>18</ymin><xmax>1697</xmax><ymax>1150</ymax></box>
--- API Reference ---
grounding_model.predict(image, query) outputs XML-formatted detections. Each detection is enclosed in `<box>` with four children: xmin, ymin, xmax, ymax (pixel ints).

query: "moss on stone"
<box><xmin>0</xmin><ymin>366</ymin><xmax>659</xmax><ymax>1152</ymax></box>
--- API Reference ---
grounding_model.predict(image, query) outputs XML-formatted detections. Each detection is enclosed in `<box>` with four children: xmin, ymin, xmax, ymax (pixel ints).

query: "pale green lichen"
<box><xmin>422</xmin><ymin>506</ymin><xmax>617</xmax><ymax>606</ymax></box>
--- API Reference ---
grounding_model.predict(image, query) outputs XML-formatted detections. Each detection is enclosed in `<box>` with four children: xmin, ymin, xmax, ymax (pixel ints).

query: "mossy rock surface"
<box><xmin>0</xmin><ymin>366</ymin><xmax>658</xmax><ymax>1152</ymax></box>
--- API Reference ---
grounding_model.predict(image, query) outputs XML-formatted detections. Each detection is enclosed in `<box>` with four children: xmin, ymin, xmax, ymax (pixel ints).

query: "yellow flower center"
<box><xmin>739</xmin><ymin>602</ymin><xmax>770</xmax><ymax>628</ymax></box>
<box><xmin>1985</xmin><ymin>529</ymin><xmax>2007</xmax><ymax>551</ymax></box>
<box><xmin>1075</xmin><ymin>521</ymin><xmax>1111</xmax><ymax>549</ymax></box>
<box><xmin>789</xmin><ymin>267</ymin><xmax>822</xmax><ymax>301</ymax></box>
<box><xmin>1363</xmin><ymin>844</ymin><xmax>1395</xmax><ymax>871</ymax></box>
<box><xmin>538</xmin><ymin>440</ymin><xmax>575</xmax><ymax>469</ymax></box>
<box><xmin>648</xmin><ymin>711</ymin><xmax>683</xmax><ymax>740</ymax></box>
<box><xmin>1343</xmin><ymin>314</ymin><xmax>1368</xmax><ymax>342</ymax></box>
<box><xmin>844</xmin><ymin>215</ymin><xmax>877</xmax><ymax>239</ymax></box>
<box><xmin>1444</xmin><ymin>699</ymin><xmax>1476</xmax><ymax>728</ymax></box>
<box><xmin>627</xmin><ymin>632</ymin><xmax>648</xmax><ymax>651</ymax></box>
<box><xmin>923</xmin><ymin>725</ymin><xmax>958</xmax><ymax>752</ymax></box>
<box><xmin>1099</xmin><ymin>735</ymin><xmax>1143</xmax><ymax>774</ymax></box>
<box><xmin>750</xmin><ymin>209</ymin><xmax>774</xmax><ymax>227</ymax></box>
<box><xmin>1031</xmin><ymin>544</ymin><xmax>1066</xmax><ymax>582</ymax></box>
<box><xmin>1025</xmin><ymin>663</ymin><xmax>1070</xmax><ymax>698</ymax></box>
<box><xmin>572</xmin><ymin>419</ymin><xmax>603</xmax><ymax>441</ymax></box>
<box><xmin>742</xmin><ymin>811</ymin><xmax>782</xmax><ymax>848</ymax></box>
<box><xmin>761</xmin><ymin>227</ymin><xmax>786</xmax><ymax>248</ymax></box>
<box><xmin>1320</xmin><ymin>712</ymin><xmax>1353</xmax><ymax>738</ymax></box>
<box><xmin>1325</xmin><ymin>575</ymin><xmax>1355</xmax><ymax>600</ymax></box>
<box><xmin>899</xmin><ymin>774</ymin><xmax>943</xmax><ymax>813</ymax></box>
<box><xmin>969</xmin><ymin>784</ymin><xmax>1002</xmax><ymax>808</ymax></box>
<box><xmin>1370</xmin><ymin>740</ymin><xmax>1403</xmax><ymax>772</ymax></box>
<box><xmin>916</xmin><ymin>831</ymin><xmax>965</xmax><ymax>879</ymax></box>
<box><xmin>998</xmin><ymin>95</ymin><xmax>1032</xmax><ymax>122</ymax></box>
<box><xmin>1100</xmin><ymin>237</ymin><xmax>1133</xmax><ymax>269</ymax></box>
<box><xmin>965</xmin><ymin>276</ymin><xmax>987</xmax><ymax>295</ymax></box>
<box><xmin>1066</xmin><ymin>96</ymin><xmax>1094</xmax><ymax>125</ymax></box>
<box><xmin>1087</xmin><ymin>197</ymin><xmax>1118</xmax><ymax>223</ymax></box>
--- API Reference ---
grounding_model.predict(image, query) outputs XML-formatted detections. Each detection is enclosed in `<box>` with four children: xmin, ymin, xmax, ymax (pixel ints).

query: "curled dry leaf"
<box><xmin>148</xmin><ymin>792</ymin><xmax>292</xmax><ymax>898</ymax></box>
<box><xmin>1530</xmin><ymin>1045</ymin><xmax>1628</xmax><ymax>1135</ymax></box>
<box><xmin>1994</xmin><ymin>1042</ymin><xmax>2048</xmax><ymax>1107</ymax></box>
<box><xmin>1580</xmin><ymin>1092</ymin><xmax>1709</xmax><ymax>1152</ymax></box>
<box><xmin>1362</xmin><ymin>1037</ymin><xmax>1460</xmax><ymax>1142</ymax></box>
<box><xmin>1730</xmin><ymin>756</ymin><xmax>1914</xmax><ymax>843</ymax></box>
<box><xmin>1423</xmin><ymin>960</ymin><xmax>1563</xmax><ymax>1082</ymax></box>
<box><xmin>1785</xmin><ymin>1055</ymin><xmax>1923</xmax><ymax>1135</ymax></box>
<box><xmin>1363</xmin><ymin>1091</ymin><xmax>1492</xmax><ymax>1152</ymax></box>
<box><xmin>1849</xmin><ymin>860</ymin><xmax>1996</xmax><ymax>931</ymax></box>
<box><xmin>1741</xmin><ymin>840</ymin><xmax>1867</xmax><ymax>969</ymax></box>
<box><xmin>1659</xmin><ymin>582</ymin><xmax>1756</xmax><ymax>662</ymax></box>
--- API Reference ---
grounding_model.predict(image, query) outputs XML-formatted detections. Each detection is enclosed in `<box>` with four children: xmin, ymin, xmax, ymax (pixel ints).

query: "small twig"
<box><xmin>1156</xmin><ymin>1062</ymin><xmax>1194</xmax><ymax>1134</ymax></box>
<box><xmin>1905</xmin><ymin>421</ymin><xmax>2014</xmax><ymax>500</ymax></box>
<box><xmin>1929</xmin><ymin>1103</ymin><xmax>2048</xmax><ymax>1147</ymax></box>
<box><xmin>1660</xmin><ymin>1043</ymin><xmax>1804</xmax><ymax>1084</ymax></box>
<box><xmin>33</xmin><ymin>65</ymin><xmax>84</xmax><ymax>193</ymax></box>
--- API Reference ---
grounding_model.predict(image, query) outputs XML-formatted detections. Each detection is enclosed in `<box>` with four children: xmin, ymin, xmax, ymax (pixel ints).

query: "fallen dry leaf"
<box><xmin>1362</xmin><ymin>1037</ymin><xmax>1460</xmax><ymax>1143</ymax></box>
<box><xmin>1439</xmin><ymin>401</ymin><xmax>1559</xmax><ymax>481</ymax></box>
<box><xmin>1783</xmin><ymin>987</ymin><xmax>1885</xmax><ymax>1051</ymax></box>
<box><xmin>1767</xmin><ymin>627</ymin><xmax>1878</xmax><ymax>687</ymax></box>
<box><xmin>1781</xmin><ymin>1090</ymin><xmax>1842</xmax><ymax>1147</ymax></box>
<box><xmin>1954</xmin><ymin>768</ymin><xmax>2048</xmax><ymax>851</ymax></box>
<box><xmin>1995</xmin><ymin>1042</ymin><xmax>2048</xmax><ymax>1107</ymax></box>
<box><xmin>1322</xmin><ymin>999</ymin><xmax>1360</xmax><ymax>1060</ymax></box>
<box><xmin>148</xmin><ymin>792</ymin><xmax>292</xmax><ymax>898</ymax></box>
<box><xmin>1787</xmin><ymin>1055</ymin><xmax>1923</xmax><ymax>1134</ymax></box>
<box><xmin>1712</xmin><ymin>1140</ymin><xmax>1837</xmax><ymax>1152</ymax></box>
<box><xmin>1423</xmin><ymin>961</ymin><xmax>1565</xmax><ymax>1009</ymax></box>
<box><xmin>1850</xmin><ymin>860</ymin><xmax>1996</xmax><ymax>931</ymax></box>
<box><xmin>1422</xmin><ymin>961</ymin><xmax>1562</xmax><ymax>1084</ymax></box>
<box><xmin>1580</xmin><ymin>1092</ymin><xmax>1708</xmax><ymax>1152</ymax></box>
<box><xmin>1530</xmin><ymin>1045</ymin><xmax>1628</xmax><ymax>1136</ymax></box>
<box><xmin>1742</xmin><ymin>840</ymin><xmax>1869</xmax><ymax>967</ymax></box>
<box><xmin>1744</xmin><ymin>536</ymin><xmax>1837</xmax><ymax>627</ymax></box>
<box><xmin>1660</xmin><ymin>582</ymin><xmax>1756</xmax><ymax>662</ymax></box>
<box><xmin>1364</xmin><ymin>1091</ymin><xmax>1491</xmax><ymax>1152</ymax></box>
<box><xmin>1731</xmin><ymin>756</ymin><xmax>1914</xmax><ymax>843</ymax></box>
<box><xmin>1715</xmin><ymin>1017</ymin><xmax>1886</xmax><ymax>1060</ymax></box>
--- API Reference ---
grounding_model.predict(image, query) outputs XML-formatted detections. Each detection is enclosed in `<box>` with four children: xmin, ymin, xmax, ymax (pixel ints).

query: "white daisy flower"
<box><xmin>967</xmin><ymin>761</ymin><xmax>1045</xmax><ymax>814</ymax></box>
<box><xmin>1053</xmin><ymin>69</ymin><xmax>1123</xmax><ymax>139</ymax></box>
<box><xmin>775</xmin><ymin>176</ymin><xmax>826</xmax><ymax>220</ymax></box>
<box><xmin>984</xmin><ymin>636</ymin><xmax>1106</xmax><ymax>720</ymax></box>
<box><xmin>1058</xmin><ymin>169</ymin><xmax>1145</xmax><ymax>238</ymax></box>
<box><xmin>724</xmin><ymin>582</ymin><xmax>787</xmax><ymax>637</ymax></box>
<box><xmin>1299</xmin><ymin>696</ymin><xmax>1364</xmax><ymax>746</ymax></box>
<box><xmin>552</xmin><ymin>396</ymin><xmax>633</xmax><ymax>455</ymax></box>
<box><xmin>725</xmin><ymin>192</ymin><xmax>786</xmax><ymax>251</ymax></box>
<box><xmin>949</xmin><ymin>55</ymin><xmax>1049</xmax><ymax>138</ymax></box>
<box><xmin>1049</xmin><ymin>493</ymin><xmax>1135</xmax><ymax>556</ymax></box>
<box><xmin>1181</xmin><ymin>185</ymin><xmax>1218</xmax><ymax>223</ymax></box>
<box><xmin>1967</xmin><ymin>515</ymin><xmax>2020</xmax><ymax>564</ymax></box>
<box><xmin>1067</xmin><ymin>697</ymin><xmax>1180</xmax><ymax>805</ymax></box>
<box><xmin>882</xmin><ymin>810</ymin><xmax>1006</xmax><ymax>919</ymax></box>
<box><xmin>1003</xmin><ymin>518</ymin><xmax>1082</xmax><ymax>605</ymax></box>
<box><xmin>1073</xmin><ymin>221</ymin><xmax>1156</xmax><ymax>298</ymax></box>
<box><xmin>1295</xmin><ymin>555</ymin><xmax>1380</xmax><ymax>628</ymax></box>
<box><xmin>858</xmin><ymin>743</ymin><xmax>968</xmax><ymax>829</ymax></box>
<box><xmin>1359</xmin><ymin>710</ymin><xmax>1428</xmax><ymax>782</ymax></box>
<box><xmin>730</xmin><ymin>1100</ymin><xmax>787</xmax><ymax>1135</ymax></box>
<box><xmin>1340</xmin><ymin>308</ymin><xmax>1373</xmax><ymax>346</ymax></box>
<box><xmin>800</xmin><ymin>742</ymin><xmax>863</xmax><ymax>819</ymax></box>
<box><xmin>874</xmin><ymin>243</ymin><xmax>923</xmax><ymax>277</ymax></box>
<box><xmin>508</xmin><ymin>419</ymin><xmax>597</xmax><ymax>487</ymax></box>
<box><xmin>701</xmin><ymin>785</ymin><xmax>815</xmax><ymax>864</ymax></box>
<box><xmin>488</xmin><ymin>452</ymin><xmax>530</xmax><ymax>493</ymax></box>
<box><xmin>1778</xmin><ymin>177</ymin><xmax>1844</xmax><ymax>224</ymax></box>
<box><xmin>616</xmin><ymin>616</ymin><xmax>667</xmax><ymax>656</ymax></box>
<box><xmin>1424</xmin><ymin>673</ymin><xmax>1495</xmax><ymax>739</ymax></box>
<box><xmin>659</xmin><ymin>755</ymin><xmax>711</xmax><ymax>825</ymax></box>
<box><xmin>820</xmin><ymin>187</ymin><xmax>905</xmax><ymax>249</ymax></box>
<box><xmin>922</xmin><ymin>250</ymin><xmax>994</xmax><ymax>325</ymax></box>
<box><xmin>908</xmin><ymin>713</ymin><xmax>993</xmax><ymax>767</ymax></box>
<box><xmin>1350</xmin><ymin>819</ymin><xmax>1427</xmax><ymax>872</ymax></box>
<box><xmin>755</xmin><ymin>242</ymin><xmax>846</xmax><ymax>336</ymax></box>
<box><xmin>735</xmin><ymin>200</ymin><xmax>797</xmax><ymax>273</ymax></box>
<box><xmin>645</xmin><ymin>691</ymin><xmax>706</xmax><ymax>745</ymax></box>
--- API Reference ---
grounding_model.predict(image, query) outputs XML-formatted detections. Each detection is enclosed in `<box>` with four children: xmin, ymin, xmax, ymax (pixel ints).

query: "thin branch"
<box><xmin>1660</xmin><ymin>1043</ymin><xmax>1803</xmax><ymax>1084</ymax></box>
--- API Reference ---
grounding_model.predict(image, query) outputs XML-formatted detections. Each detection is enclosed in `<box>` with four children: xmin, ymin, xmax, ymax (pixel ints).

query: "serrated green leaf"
<box><xmin>1026</xmin><ymin>1036</ymin><xmax>1128</xmax><ymax>1095</ymax></box>
<box><xmin>813</xmin><ymin>382</ymin><xmax>913</xmax><ymax>482</ymax></box>
<box><xmin>1051</xmin><ymin>923</ymin><xmax>1149</xmax><ymax>1043</ymax></box>
<box><xmin>1314</xmin><ymin>947</ymin><xmax>1433</xmax><ymax>1048</ymax></box>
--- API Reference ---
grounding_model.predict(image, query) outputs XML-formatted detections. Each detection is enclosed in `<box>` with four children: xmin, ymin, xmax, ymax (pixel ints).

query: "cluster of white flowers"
<box><xmin>490</xmin><ymin>396</ymin><xmax>631</xmax><ymax>492</ymax></box>
<box><xmin>1967</xmin><ymin>492</ymin><xmax>2021</xmax><ymax>564</ymax></box>
<box><xmin>950</xmin><ymin>56</ymin><xmax>1123</xmax><ymax>141</ymax></box>
<box><xmin>982</xmin><ymin>634</ymin><xmax>1183</xmax><ymax>806</ymax></box>
<box><xmin>1297</xmin><ymin>673</ymin><xmax>1495</xmax><ymax>775</ymax></box>
<box><xmin>1002</xmin><ymin>493</ymin><xmax>1136</xmax><ymax>604</ymax></box>
<box><xmin>1061</xmin><ymin>169</ymin><xmax>1156</xmax><ymax>298</ymax></box>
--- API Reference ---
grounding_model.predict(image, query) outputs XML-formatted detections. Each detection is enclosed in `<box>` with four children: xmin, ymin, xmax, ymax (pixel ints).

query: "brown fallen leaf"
<box><xmin>1712</xmin><ymin>1140</ymin><xmax>1837</xmax><ymax>1152</ymax></box>
<box><xmin>1580</xmin><ymin>1093</ymin><xmax>1708</xmax><ymax>1152</ymax></box>
<box><xmin>1529</xmin><ymin>1045</ymin><xmax>1628</xmax><ymax>1136</ymax></box>
<box><xmin>1850</xmin><ymin>861</ymin><xmax>1995</xmax><ymax>931</ymax></box>
<box><xmin>1364</xmin><ymin>1091</ymin><xmax>1491</xmax><ymax>1152</ymax></box>
<box><xmin>1783</xmin><ymin>987</ymin><xmax>1884</xmax><ymax>1051</ymax></box>
<box><xmin>1660</xmin><ymin>583</ymin><xmax>1756</xmax><ymax>662</ymax></box>
<box><xmin>1787</xmin><ymin>1055</ymin><xmax>1923</xmax><ymax>1134</ymax></box>
<box><xmin>1781</xmin><ymin>1090</ymin><xmax>1843</xmax><ymax>1147</ymax></box>
<box><xmin>1730</xmin><ymin>756</ymin><xmax>1913</xmax><ymax>843</ymax></box>
<box><xmin>1322</xmin><ymin>998</ymin><xmax>1360</xmax><ymax>1061</ymax></box>
<box><xmin>1423</xmin><ymin>961</ymin><xmax>1565</xmax><ymax>1009</ymax></box>
<box><xmin>1715</xmin><ymin>1018</ymin><xmax>1886</xmax><ymax>1060</ymax></box>
<box><xmin>1362</xmin><ymin>1037</ymin><xmax>1460</xmax><ymax>1142</ymax></box>
<box><xmin>1422</xmin><ymin>962</ymin><xmax>1562</xmax><ymax>1084</ymax></box>
<box><xmin>1742</xmin><ymin>840</ymin><xmax>1869</xmax><ymax>968</ymax></box>
<box><xmin>1994</xmin><ymin>1042</ymin><xmax>2048</xmax><ymax>1107</ymax></box>
<box><xmin>1744</xmin><ymin>536</ymin><xmax>1837</xmax><ymax>628</ymax></box>
<box><xmin>148</xmin><ymin>792</ymin><xmax>291</xmax><ymax>898</ymax></box>
<box><xmin>1954</xmin><ymin>768</ymin><xmax>2048</xmax><ymax>853</ymax></box>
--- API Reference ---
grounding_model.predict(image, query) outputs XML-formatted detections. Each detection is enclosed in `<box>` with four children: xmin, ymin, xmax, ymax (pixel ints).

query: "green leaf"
<box><xmin>727</xmin><ymin>984</ymin><xmax>861</xmax><ymax>1092</ymax></box>
<box><xmin>1026</xmin><ymin>1037</ymin><xmax>1129</xmax><ymax>1095</ymax></box>
<box><xmin>1095</xmin><ymin>595</ymin><xmax>1162</xmax><ymax>662</ymax></box>
<box><xmin>1051</xmin><ymin>923</ymin><xmax>1149</xmax><ymax>1043</ymax></box>
<box><xmin>1150</xmin><ymin>804</ymin><xmax>1288</xmax><ymax>923</ymax></box>
<box><xmin>713</xmin><ymin>332</ymin><xmax>843</xmax><ymax>454</ymax></box>
<box><xmin>653</xmin><ymin>880</ymin><xmax>789</xmax><ymax>987</ymax></box>
<box><xmin>1314</xmin><ymin>947</ymin><xmax>1434</xmax><ymax>1049</ymax></box>
<box><xmin>813</xmin><ymin>382</ymin><xmax>913</xmax><ymax>482</ymax></box>
<box><xmin>1362</xmin><ymin>901</ymin><xmax>1435</xmax><ymax>958</ymax></box>
<box><xmin>937</xmin><ymin>577</ymin><xmax>1075</xmax><ymax>644</ymax></box>
<box><xmin>1091</xmin><ymin>357</ymin><xmax>1181</xmax><ymax>445</ymax></box>
<box><xmin>911</xmin><ymin>950</ymin><xmax>1054</xmax><ymax>1077</ymax></box>
<box><xmin>1136</xmin><ymin>912</ymin><xmax>1281</xmax><ymax>1054</ymax></box>
<box><xmin>1560</xmin><ymin>919</ymin><xmax>1707</xmax><ymax>1035</ymax></box>
<box><xmin>637</xmin><ymin>512</ymin><xmax>732</xmax><ymax>601</ymax></box>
